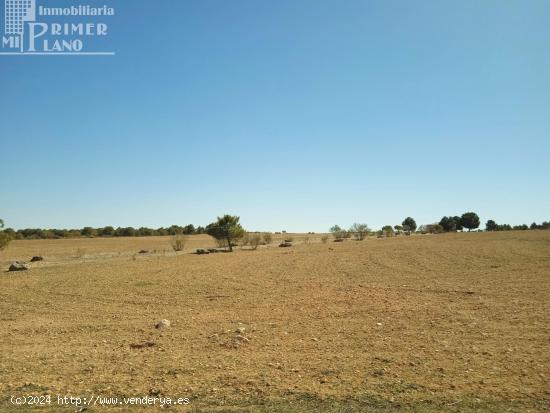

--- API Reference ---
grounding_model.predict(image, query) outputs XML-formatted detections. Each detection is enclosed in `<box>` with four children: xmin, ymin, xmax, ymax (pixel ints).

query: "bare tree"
<box><xmin>349</xmin><ymin>223</ymin><xmax>370</xmax><ymax>241</ymax></box>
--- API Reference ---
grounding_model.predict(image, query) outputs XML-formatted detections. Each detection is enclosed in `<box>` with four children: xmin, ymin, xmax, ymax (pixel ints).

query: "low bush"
<box><xmin>0</xmin><ymin>219</ymin><xmax>12</xmax><ymax>250</ymax></box>
<box><xmin>262</xmin><ymin>233</ymin><xmax>273</xmax><ymax>245</ymax></box>
<box><xmin>170</xmin><ymin>235</ymin><xmax>186</xmax><ymax>252</ymax></box>
<box><xmin>249</xmin><ymin>234</ymin><xmax>261</xmax><ymax>250</ymax></box>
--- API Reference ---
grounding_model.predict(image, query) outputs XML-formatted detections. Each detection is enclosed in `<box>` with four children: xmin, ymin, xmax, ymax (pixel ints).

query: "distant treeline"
<box><xmin>334</xmin><ymin>213</ymin><xmax>550</xmax><ymax>238</ymax></box>
<box><xmin>485</xmin><ymin>220</ymin><xmax>550</xmax><ymax>232</ymax></box>
<box><xmin>2</xmin><ymin>217</ymin><xmax>550</xmax><ymax>241</ymax></box>
<box><xmin>1</xmin><ymin>225</ymin><xmax>206</xmax><ymax>240</ymax></box>
<box><xmin>423</xmin><ymin>215</ymin><xmax>549</xmax><ymax>234</ymax></box>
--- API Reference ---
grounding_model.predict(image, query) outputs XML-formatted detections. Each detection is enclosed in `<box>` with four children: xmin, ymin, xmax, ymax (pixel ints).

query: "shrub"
<box><xmin>262</xmin><ymin>233</ymin><xmax>273</xmax><ymax>245</ymax></box>
<box><xmin>321</xmin><ymin>235</ymin><xmax>329</xmax><ymax>243</ymax></box>
<box><xmin>170</xmin><ymin>235</ymin><xmax>186</xmax><ymax>252</ymax></box>
<box><xmin>330</xmin><ymin>225</ymin><xmax>347</xmax><ymax>241</ymax></box>
<box><xmin>0</xmin><ymin>219</ymin><xmax>12</xmax><ymax>251</ymax></box>
<box><xmin>349</xmin><ymin>223</ymin><xmax>370</xmax><ymax>241</ymax></box>
<box><xmin>303</xmin><ymin>236</ymin><xmax>310</xmax><ymax>244</ymax></box>
<box><xmin>426</xmin><ymin>224</ymin><xmax>444</xmax><ymax>234</ymax></box>
<box><xmin>249</xmin><ymin>233</ymin><xmax>261</xmax><ymax>250</ymax></box>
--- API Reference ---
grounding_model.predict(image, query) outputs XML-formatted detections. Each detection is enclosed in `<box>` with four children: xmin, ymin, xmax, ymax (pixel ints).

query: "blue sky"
<box><xmin>1</xmin><ymin>0</ymin><xmax>549</xmax><ymax>232</ymax></box>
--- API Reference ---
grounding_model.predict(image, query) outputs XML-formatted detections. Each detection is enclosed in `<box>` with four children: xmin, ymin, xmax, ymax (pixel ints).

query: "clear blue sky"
<box><xmin>1</xmin><ymin>0</ymin><xmax>549</xmax><ymax>232</ymax></box>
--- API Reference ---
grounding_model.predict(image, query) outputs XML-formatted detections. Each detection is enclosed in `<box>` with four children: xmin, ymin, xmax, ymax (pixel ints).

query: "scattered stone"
<box><xmin>236</xmin><ymin>326</ymin><xmax>246</xmax><ymax>334</ymax></box>
<box><xmin>196</xmin><ymin>249</ymin><xmax>210</xmax><ymax>255</ymax></box>
<box><xmin>376</xmin><ymin>322</ymin><xmax>383</xmax><ymax>326</ymax></box>
<box><xmin>138</xmin><ymin>250</ymin><xmax>148</xmax><ymax>254</ymax></box>
<box><xmin>333</xmin><ymin>239</ymin><xmax>344</xmax><ymax>242</ymax></box>
<box><xmin>279</xmin><ymin>242</ymin><xmax>292</xmax><ymax>248</ymax></box>
<box><xmin>207</xmin><ymin>248</ymin><xmax>218</xmax><ymax>253</ymax></box>
<box><xmin>30</xmin><ymin>256</ymin><xmax>43</xmax><ymax>262</ymax></box>
<box><xmin>9</xmin><ymin>262</ymin><xmax>29</xmax><ymax>272</ymax></box>
<box><xmin>155</xmin><ymin>319</ymin><xmax>171</xmax><ymax>329</ymax></box>
<box><xmin>235</xmin><ymin>334</ymin><xmax>249</xmax><ymax>342</ymax></box>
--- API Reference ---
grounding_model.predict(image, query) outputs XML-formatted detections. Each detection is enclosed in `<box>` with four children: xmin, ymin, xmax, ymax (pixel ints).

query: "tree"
<box><xmin>182</xmin><ymin>224</ymin><xmax>196</xmax><ymax>235</ymax></box>
<box><xmin>460</xmin><ymin>212</ymin><xmax>480</xmax><ymax>232</ymax></box>
<box><xmin>206</xmin><ymin>215</ymin><xmax>245</xmax><ymax>252</ymax></box>
<box><xmin>115</xmin><ymin>227</ymin><xmax>136</xmax><ymax>237</ymax></box>
<box><xmin>439</xmin><ymin>216</ymin><xmax>452</xmax><ymax>232</ymax></box>
<box><xmin>167</xmin><ymin>225</ymin><xmax>184</xmax><ymax>235</ymax></box>
<box><xmin>513</xmin><ymin>224</ymin><xmax>528</xmax><ymax>230</ymax></box>
<box><xmin>81</xmin><ymin>227</ymin><xmax>95</xmax><ymax>237</ymax></box>
<box><xmin>439</xmin><ymin>216</ymin><xmax>454</xmax><ymax>232</ymax></box>
<box><xmin>137</xmin><ymin>227</ymin><xmax>154</xmax><ymax>236</ymax></box>
<box><xmin>439</xmin><ymin>216</ymin><xmax>462</xmax><ymax>232</ymax></box>
<box><xmin>0</xmin><ymin>219</ymin><xmax>12</xmax><ymax>250</ymax></box>
<box><xmin>349</xmin><ymin>223</ymin><xmax>370</xmax><ymax>241</ymax></box>
<box><xmin>402</xmin><ymin>217</ymin><xmax>417</xmax><ymax>233</ymax></box>
<box><xmin>382</xmin><ymin>225</ymin><xmax>394</xmax><ymax>237</ymax></box>
<box><xmin>157</xmin><ymin>227</ymin><xmax>169</xmax><ymax>236</ymax></box>
<box><xmin>485</xmin><ymin>220</ymin><xmax>498</xmax><ymax>231</ymax></box>
<box><xmin>98</xmin><ymin>226</ymin><xmax>115</xmax><ymax>236</ymax></box>
<box><xmin>453</xmin><ymin>216</ymin><xmax>463</xmax><ymax>231</ymax></box>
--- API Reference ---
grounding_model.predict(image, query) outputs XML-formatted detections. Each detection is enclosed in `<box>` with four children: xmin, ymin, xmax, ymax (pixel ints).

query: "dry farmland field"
<box><xmin>0</xmin><ymin>231</ymin><xmax>549</xmax><ymax>412</ymax></box>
